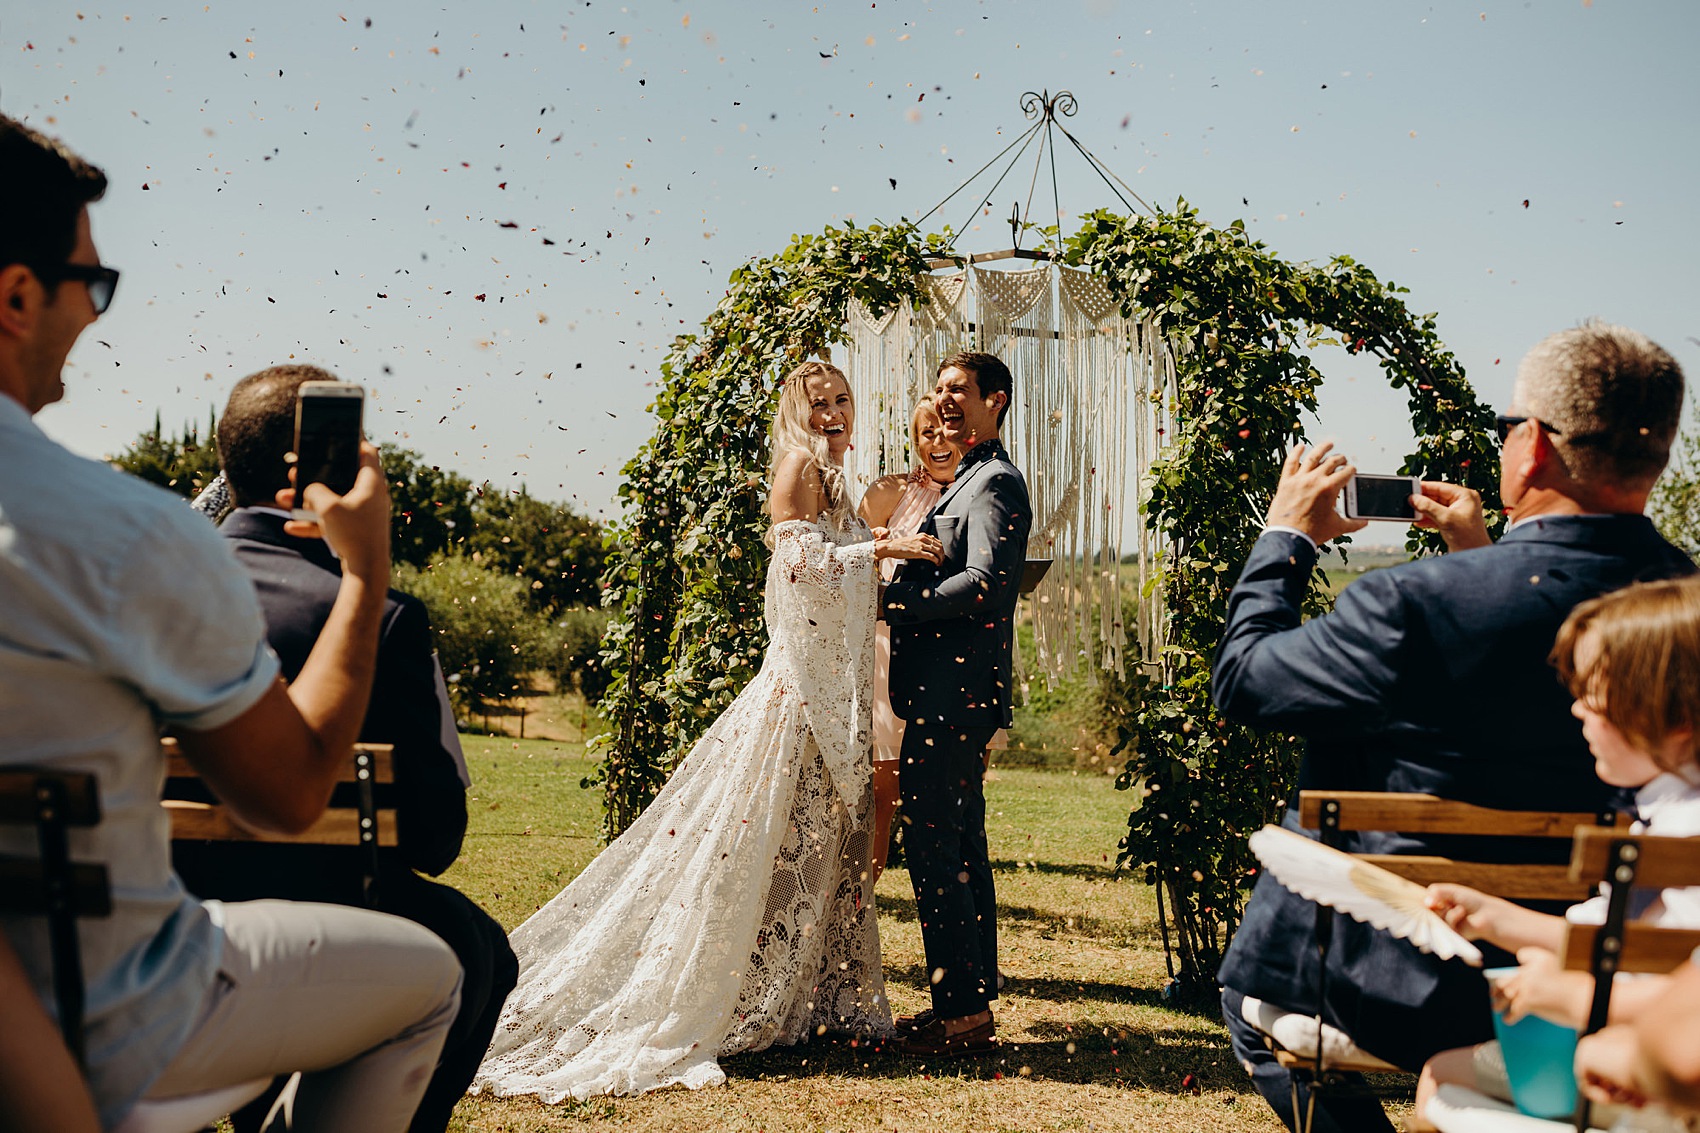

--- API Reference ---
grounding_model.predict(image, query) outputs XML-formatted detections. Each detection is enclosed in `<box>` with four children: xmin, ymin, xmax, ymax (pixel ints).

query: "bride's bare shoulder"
<box><xmin>769</xmin><ymin>449</ymin><xmax>824</xmax><ymax>524</ymax></box>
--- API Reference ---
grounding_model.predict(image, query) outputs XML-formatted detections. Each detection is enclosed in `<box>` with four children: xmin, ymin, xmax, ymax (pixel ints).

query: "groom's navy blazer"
<box><xmin>883</xmin><ymin>438</ymin><xmax>1031</xmax><ymax>728</ymax></box>
<box><xmin>1214</xmin><ymin>515</ymin><xmax>1693</xmax><ymax>1071</ymax></box>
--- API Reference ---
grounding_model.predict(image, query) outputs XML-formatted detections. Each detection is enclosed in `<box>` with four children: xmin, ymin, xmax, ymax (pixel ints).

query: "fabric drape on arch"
<box><xmin>843</xmin><ymin>261</ymin><xmax>1176</xmax><ymax>685</ymax></box>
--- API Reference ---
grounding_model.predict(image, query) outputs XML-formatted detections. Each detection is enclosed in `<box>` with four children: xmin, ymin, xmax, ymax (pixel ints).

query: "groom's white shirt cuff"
<box><xmin>1263</xmin><ymin>524</ymin><xmax>1318</xmax><ymax>551</ymax></box>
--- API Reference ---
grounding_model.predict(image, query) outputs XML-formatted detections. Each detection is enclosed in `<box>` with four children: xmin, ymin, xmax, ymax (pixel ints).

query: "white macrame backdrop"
<box><xmin>843</xmin><ymin>262</ymin><xmax>1175</xmax><ymax>688</ymax></box>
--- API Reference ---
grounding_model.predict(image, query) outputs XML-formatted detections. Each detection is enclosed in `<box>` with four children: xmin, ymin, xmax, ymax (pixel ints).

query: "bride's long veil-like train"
<box><xmin>473</xmin><ymin>520</ymin><xmax>890</xmax><ymax>1102</ymax></box>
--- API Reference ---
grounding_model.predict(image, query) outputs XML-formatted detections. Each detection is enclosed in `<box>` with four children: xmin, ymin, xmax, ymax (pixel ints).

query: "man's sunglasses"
<box><xmin>36</xmin><ymin>263</ymin><xmax>121</xmax><ymax>315</ymax></box>
<box><xmin>1493</xmin><ymin>414</ymin><xmax>1562</xmax><ymax>446</ymax></box>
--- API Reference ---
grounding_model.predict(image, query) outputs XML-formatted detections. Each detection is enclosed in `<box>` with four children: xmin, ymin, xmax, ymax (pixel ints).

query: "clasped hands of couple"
<box><xmin>1266</xmin><ymin>441</ymin><xmax>1492</xmax><ymax>552</ymax></box>
<box><xmin>872</xmin><ymin>527</ymin><xmax>944</xmax><ymax>565</ymax></box>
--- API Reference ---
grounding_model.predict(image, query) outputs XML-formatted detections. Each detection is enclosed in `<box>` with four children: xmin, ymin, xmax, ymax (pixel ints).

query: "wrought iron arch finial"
<box><xmin>1020</xmin><ymin>89</ymin><xmax>1077</xmax><ymax>122</ymax></box>
<box><xmin>914</xmin><ymin>86</ymin><xmax>1150</xmax><ymax>244</ymax></box>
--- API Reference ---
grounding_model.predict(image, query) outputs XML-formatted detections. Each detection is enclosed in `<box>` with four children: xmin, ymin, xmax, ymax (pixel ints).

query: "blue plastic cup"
<box><xmin>1484</xmin><ymin>966</ymin><xmax>1580</xmax><ymax>1118</ymax></box>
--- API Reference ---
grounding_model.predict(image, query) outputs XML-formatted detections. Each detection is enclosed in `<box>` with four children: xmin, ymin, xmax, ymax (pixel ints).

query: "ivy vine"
<box><xmin>592</xmin><ymin>204</ymin><xmax>1499</xmax><ymax>997</ymax></box>
<box><xmin>1066</xmin><ymin>201</ymin><xmax>1500</xmax><ymax>996</ymax></box>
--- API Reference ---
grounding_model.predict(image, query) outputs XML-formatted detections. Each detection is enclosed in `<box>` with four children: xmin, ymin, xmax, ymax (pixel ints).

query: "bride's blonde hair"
<box><xmin>768</xmin><ymin>360</ymin><xmax>855</xmax><ymax>533</ymax></box>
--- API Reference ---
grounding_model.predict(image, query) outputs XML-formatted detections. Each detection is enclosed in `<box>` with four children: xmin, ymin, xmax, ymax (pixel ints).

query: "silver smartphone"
<box><xmin>1342</xmin><ymin>473</ymin><xmax>1420</xmax><ymax>521</ymax></box>
<box><xmin>291</xmin><ymin>381</ymin><xmax>364</xmax><ymax>521</ymax></box>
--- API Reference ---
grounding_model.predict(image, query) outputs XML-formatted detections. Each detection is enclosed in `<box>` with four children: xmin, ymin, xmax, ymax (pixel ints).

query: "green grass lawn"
<box><xmin>439</xmin><ymin>735</ymin><xmax>1381</xmax><ymax>1132</ymax></box>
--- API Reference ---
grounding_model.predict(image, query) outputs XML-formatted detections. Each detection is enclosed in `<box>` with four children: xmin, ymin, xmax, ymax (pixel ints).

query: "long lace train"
<box><xmin>472</xmin><ymin>519</ymin><xmax>890</xmax><ymax>1101</ymax></box>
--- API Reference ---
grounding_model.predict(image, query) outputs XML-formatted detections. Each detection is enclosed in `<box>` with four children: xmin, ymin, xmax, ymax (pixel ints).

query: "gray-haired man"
<box><xmin>1214</xmin><ymin>322</ymin><xmax>1694</xmax><ymax>1132</ymax></box>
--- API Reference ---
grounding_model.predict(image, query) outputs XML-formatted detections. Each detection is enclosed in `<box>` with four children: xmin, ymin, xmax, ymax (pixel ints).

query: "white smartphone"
<box><xmin>291</xmin><ymin>381</ymin><xmax>365</xmax><ymax>521</ymax></box>
<box><xmin>1342</xmin><ymin>473</ymin><xmax>1421</xmax><ymax>521</ymax></box>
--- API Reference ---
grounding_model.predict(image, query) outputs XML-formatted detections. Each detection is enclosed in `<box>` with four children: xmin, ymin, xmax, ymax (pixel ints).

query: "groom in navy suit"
<box><xmin>883</xmin><ymin>351</ymin><xmax>1031</xmax><ymax>1057</ymax></box>
<box><xmin>1213</xmin><ymin>322</ymin><xmax>1692</xmax><ymax>1132</ymax></box>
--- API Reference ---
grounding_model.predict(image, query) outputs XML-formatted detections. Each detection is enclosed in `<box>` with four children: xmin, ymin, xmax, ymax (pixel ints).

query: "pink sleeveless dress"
<box><xmin>873</xmin><ymin>471</ymin><xmax>944</xmax><ymax>761</ymax></box>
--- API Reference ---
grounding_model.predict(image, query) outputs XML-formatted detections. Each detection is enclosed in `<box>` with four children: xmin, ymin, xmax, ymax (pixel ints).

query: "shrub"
<box><xmin>1652</xmin><ymin>418</ymin><xmax>1700</xmax><ymax>556</ymax></box>
<box><xmin>540</xmin><ymin>606</ymin><xmax>613</xmax><ymax>702</ymax></box>
<box><xmin>393</xmin><ymin>554</ymin><xmax>548</xmax><ymax>712</ymax></box>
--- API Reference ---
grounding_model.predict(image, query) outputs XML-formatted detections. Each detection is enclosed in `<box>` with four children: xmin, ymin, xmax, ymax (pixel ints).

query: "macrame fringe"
<box><xmin>844</xmin><ymin>263</ymin><xmax>1175</xmax><ymax>693</ymax></box>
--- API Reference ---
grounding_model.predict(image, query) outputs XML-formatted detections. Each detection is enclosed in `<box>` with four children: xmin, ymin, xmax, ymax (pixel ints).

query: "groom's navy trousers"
<box><xmin>885</xmin><ymin>437</ymin><xmax>1030</xmax><ymax>1021</ymax></box>
<box><xmin>900</xmin><ymin>721</ymin><xmax>1000</xmax><ymax>1018</ymax></box>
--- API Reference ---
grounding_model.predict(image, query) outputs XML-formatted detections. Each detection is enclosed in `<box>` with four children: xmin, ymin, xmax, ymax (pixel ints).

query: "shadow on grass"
<box><xmin>719</xmin><ymin>1015</ymin><xmax>1260</xmax><ymax>1095</ymax></box>
<box><xmin>877</xmin><ymin>891</ymin><xmax>1156</xmax><ymax>944</ymax></box>
<box><xmin>988</xmin><ymin>858</ymin><xmax>1126</xmax><ymax>880</ymax></box>
<box><xmin>881</xmin><ymin>962</ymin><xmax>1167</xmax><ymax>1012</ymax></box>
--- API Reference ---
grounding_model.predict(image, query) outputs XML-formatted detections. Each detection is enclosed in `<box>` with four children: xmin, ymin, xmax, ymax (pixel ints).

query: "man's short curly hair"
<box><xmin>218</xmin><ymin>364</ymin><xmax>340</xmax><ymax>507</ymax></box>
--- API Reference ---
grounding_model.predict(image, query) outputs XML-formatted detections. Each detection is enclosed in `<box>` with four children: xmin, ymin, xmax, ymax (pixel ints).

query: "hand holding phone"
<box><xmin>1410</xmin><ymin>480</ymin><xmax>1491</xmax><ymax>552</ymax></box>
<box><xmin>290</xmin><ymin>381</ymin><xmax>365</xmax><ymax>521</ymax></box>
<box><xmin>1266</xmin><ymin>442</ymin><xmax>1369</xmax><ymax>544</ymax></box>
<box><xmin>277</xmin><ymin>439</ymin><xmax>391</xmax><ymax>582</ymax></box>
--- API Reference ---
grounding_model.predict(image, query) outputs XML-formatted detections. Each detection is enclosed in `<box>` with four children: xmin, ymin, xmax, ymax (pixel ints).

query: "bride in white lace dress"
<box><xmin>472</xmin><ymin>361</ymin><xmax>943</xmax><ymax>1102</ymax></box>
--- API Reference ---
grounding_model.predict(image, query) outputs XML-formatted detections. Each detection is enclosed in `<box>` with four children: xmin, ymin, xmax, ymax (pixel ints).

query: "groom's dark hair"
<box><xmin>939</xmin><ymin>351</ymin><xmax>1013</xmax><ymax>428</ymax></box>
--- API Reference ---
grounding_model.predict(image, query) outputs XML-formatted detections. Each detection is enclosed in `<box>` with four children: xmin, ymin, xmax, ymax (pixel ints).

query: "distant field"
<box><xmin>1319</xmin><ymin>543</ymin><xmax>1412</xmax><ymax>597</ymax></box>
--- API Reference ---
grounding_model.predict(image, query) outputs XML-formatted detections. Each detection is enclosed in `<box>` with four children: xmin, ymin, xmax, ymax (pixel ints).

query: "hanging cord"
<box><xmin>950</xmin><ymin>122</ymin><xmax>1048</xmax><ymax>252</ymax></box>
<box><xmin>1052</xmin><ymin>117</ymin><xmax>1157</xmax><ymax>218</ymax></box>
<box><xmin>915</xmin><ymin>90</ymin><xmax>1156</xmax><ymax>249</ymax></box>
<box><xmin>1045</xmin><ymin>110</ymin><xmax>1066</xmax><ymax>252</ymax></box>
<box><xmin>1020</xmin><ymin>129</ymin><xmax>1047</xmax><ymax>247</ymax></box>
<box><xmin>912</xmin><ymin>113</ymin><xmax>1047</xmax><ymax>234</ymax></box>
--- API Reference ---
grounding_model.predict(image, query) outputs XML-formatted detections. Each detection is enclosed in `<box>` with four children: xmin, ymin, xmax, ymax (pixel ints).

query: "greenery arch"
<box><xmin>591</xmin><ymin>202</ymin><xmax>1500</xmax><ymax>994</ymax></box>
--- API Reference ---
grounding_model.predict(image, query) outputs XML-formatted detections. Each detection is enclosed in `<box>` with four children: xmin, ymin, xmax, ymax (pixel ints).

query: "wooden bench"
<box><xmin>1563</xmin><ymin>827</ymin><xmax>1700</xmax><ymax>1020</ymax></box>
<box><xmin>1299</xmin><ymin>791</ymin><xmax>1621</xmax><ymax>901</ymax></box>
<box><xmin>160</xmin><ymin>739</ymin><xmax>396</xmax><ymax>906</ymax></box>
<box><xmin>0</xmin><ymin>768</ymin><xmax>112</xmax><ymax>1067</ymax></box>
<box><xmin>1250</xmin><ymin>791</ymin><xmax>1626</xmax><ymax>1131</ymax></box>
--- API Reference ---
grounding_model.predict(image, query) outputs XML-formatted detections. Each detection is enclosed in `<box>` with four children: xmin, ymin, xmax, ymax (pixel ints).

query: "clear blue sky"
<box><xmin>8</xmin><ymin>1</ymin><xmax>1698</xmax><ymax>543</ymax></box>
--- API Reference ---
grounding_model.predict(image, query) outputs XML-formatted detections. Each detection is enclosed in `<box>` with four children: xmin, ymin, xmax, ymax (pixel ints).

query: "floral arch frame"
<box><xmin>590</xmin><ymin>202</ymin><xmax>1500</xmax><ymax>993</ymax></box>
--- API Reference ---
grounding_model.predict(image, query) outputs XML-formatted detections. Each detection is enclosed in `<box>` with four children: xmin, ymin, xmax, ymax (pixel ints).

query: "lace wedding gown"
<box><xmin>473</xmin><ymin>519</ymin><xmax>891</xmax><ymax>1102</ymax></box>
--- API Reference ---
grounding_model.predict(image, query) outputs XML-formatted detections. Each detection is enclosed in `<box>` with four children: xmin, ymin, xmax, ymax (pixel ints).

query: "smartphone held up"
<box><xmin>1343</xmin><ymin>473</ymin><xmax>1421</xmax><ymax>522</ymax></box>
<box><xmin>291</xmin><ymin>381</ymin><xmax>364</xmax><ymax>521</ymax></box>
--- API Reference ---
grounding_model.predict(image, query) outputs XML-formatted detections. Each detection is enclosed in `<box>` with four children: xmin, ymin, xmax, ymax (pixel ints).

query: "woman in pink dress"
<box><xmin>858</xmin><ymin>401</ymin><xmax>964</xmax><ymax>882</ymax></box>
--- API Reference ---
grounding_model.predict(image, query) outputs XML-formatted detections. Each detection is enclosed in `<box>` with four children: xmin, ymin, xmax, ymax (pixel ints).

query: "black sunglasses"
<box><xmin>36</xmin><ymin>263</ymin><xmax>121</xmax><ymax>315</ymax></box>
<box><xmin>1493</xmin><ymin>414</ymin><xmax>1562</xmax><ymax>446</ymax></box>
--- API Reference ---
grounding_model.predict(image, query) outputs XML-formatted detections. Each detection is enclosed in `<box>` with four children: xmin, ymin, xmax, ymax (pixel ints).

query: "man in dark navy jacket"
<box><xmin>883</xmin><ymin>351</ymin><xmax>1031</xmax><ymax>1057</ymax></box>
<box><xmin>1213</xmin><ymin>322</ymin><xmax>1692</xmax><ymax>1132</ymax></box>
<box><xmin>173</xmin><ymin>365</ymin><xmax>516</xmax><ymax>1133</ymax></box>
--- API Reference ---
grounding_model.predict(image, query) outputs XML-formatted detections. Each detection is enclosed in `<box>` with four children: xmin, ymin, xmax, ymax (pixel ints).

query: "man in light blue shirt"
<box><xmin>0</xmin><ymin>114</ymin><xmax>461</xmax><ymax>1131</ymax></box>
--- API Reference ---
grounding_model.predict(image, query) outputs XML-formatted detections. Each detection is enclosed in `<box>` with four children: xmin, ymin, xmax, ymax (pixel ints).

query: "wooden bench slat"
<box><xmin>1569</xmin><ymin>827</ymin><xmax>1700</xmax><ymax>889</ymax></box>
<box><xmin>0</xmin><ymin>770</ymin><xmax>102</xmax><ymax>826</ymax></box>
<box><xmin>1272</xmin><ymin>1048</ymin><xmax>1402</xmax><ymax>1076</ymax></box>
<box><xmin>1299</xmin><ymin>791</ymin><xmax>1616</xmax><ymax>838</ymax></box>
<box><xmin>1353</xmin><ymin>855</ymin><xmax>1591</xmax><ymax>902</ymax></box>
<box><xmin>164</xmin><ymin>801</ymin><xmax>397</xmax><ymax>848</ymax></box>
<box><xmin>0</xmin><ymin>856</ymin><xmax>113</xmax><ymax>917</ymax></box>
<box><xmin>159</xmin><ymin>739</ymin><xmax>395</xmax><ymax>785</ymax></box>
<box><xmin>1559</xmin><ymin>923</ymin><xmax>1700</xmax><ymax>974</ymax></box>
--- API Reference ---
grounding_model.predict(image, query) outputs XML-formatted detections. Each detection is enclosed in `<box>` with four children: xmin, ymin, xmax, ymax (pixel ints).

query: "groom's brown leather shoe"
<box><xmin>896</xmin><ymin>1016</ymin><xmax>998</xmax><ymax>1058</ymax></box>
<box><xmin>894</xmin><ymin>1008</ymin><xmax>935</xmax><ymax>1033</ymax></box>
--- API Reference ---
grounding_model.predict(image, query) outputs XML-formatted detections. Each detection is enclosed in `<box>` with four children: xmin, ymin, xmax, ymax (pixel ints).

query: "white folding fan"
<box><xmin>1249</xmin><ymin>825</ymin><xmax>1484</xmax><ymax>966</ymax></box>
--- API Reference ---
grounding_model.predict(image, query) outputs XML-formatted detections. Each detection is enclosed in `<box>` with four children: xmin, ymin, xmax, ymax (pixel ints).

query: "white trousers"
<box><xmin>143</xmin><ymin>900</ymin><xmax>462</xmax><ymax>1132</ymax></box>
